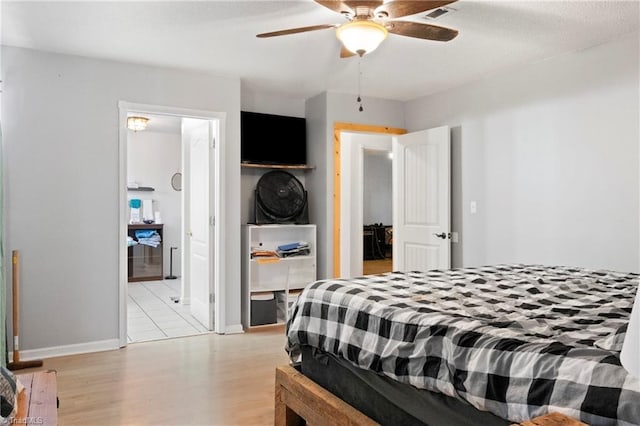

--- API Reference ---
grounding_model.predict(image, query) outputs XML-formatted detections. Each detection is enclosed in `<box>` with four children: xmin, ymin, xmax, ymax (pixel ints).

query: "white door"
<box><xmin>393</xmin><ymin>126</ymin><xmax>450</xmax><ymax>271</ymax></box>
<box><xmin>184</xmin><ymin>118</ymin><xmax>214</xmax><ymax>330</ymax></box>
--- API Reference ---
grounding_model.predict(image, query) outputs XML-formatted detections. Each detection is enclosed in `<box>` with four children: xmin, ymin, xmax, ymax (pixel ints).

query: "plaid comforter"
<box><xmin>286</xmin><ymin>264</ymin><xmax>640</xmax><ymax>425</ymax></box>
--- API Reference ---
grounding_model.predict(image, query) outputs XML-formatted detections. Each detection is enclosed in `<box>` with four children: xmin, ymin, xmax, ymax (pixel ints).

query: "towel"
<box><xmin>135</xmin><ymin>230</ymin><xmax>158</xmax><ymax>239</ymax></box>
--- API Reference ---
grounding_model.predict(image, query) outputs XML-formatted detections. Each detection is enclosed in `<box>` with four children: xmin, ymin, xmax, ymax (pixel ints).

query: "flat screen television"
<box><xmin>241</xmin><ymin>111</ymin><xmax>306</xmax><ymax>166</ymax></box>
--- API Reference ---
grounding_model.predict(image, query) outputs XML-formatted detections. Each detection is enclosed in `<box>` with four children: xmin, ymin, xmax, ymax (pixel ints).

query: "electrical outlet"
<box><xmin>470</xmin><ymin>201</ymin><xmax>477</xmax><ymax>214</ymax></box>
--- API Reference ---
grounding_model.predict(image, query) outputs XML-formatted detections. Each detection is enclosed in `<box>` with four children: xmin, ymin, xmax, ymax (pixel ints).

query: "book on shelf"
<box><xmin>276</xmin><ymin>241</ymin><xmax>311</xmax><ymax>258</ymax></box>
<box><xmin>277</xmin><ymin>247</ymin><xmax>311</xmax><ymax>258</ymax></box>
<box><xmin>251</xmin><ymin>242</ymin><xmax>311</xmax><ymax>259</ymax></box>
<box><xmin>277</xmin><ymin>241</ymin><xmax>309</xmax><ymax>251</ymax></box>
<box><xmin>251</xmin><ymin>250</ymin><xmax>278</xmax><ymax>258</ymax></box>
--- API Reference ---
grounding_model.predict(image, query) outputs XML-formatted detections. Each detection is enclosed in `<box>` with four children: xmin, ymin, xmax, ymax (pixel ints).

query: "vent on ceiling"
<box><xmin>423</xmin><ymin>7</ymin><xmax>456</xmax><ymax>20</ymax></box>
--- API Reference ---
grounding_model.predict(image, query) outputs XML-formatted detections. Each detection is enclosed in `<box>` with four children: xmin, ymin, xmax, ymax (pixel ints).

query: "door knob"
<box><xmin>434</xmin><ymin>232</ymin><xmax>447</xmax><ymax>239</ymax></box>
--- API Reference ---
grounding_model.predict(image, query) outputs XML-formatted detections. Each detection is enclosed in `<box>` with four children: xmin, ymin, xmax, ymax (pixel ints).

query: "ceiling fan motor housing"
<box><xmin>254</xmin><ymin>171</ymin><xmax>310</xmax><ymax>225</ymax></box>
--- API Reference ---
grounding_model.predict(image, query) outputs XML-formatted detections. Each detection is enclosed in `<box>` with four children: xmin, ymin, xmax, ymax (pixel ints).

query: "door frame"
<box><xmin>332</xmin><ymin>122</ymin><xmax>405</xmax><ymax>278</ymax></box>
<box><xmin>118</xmin><ymin>102</ymin><xmax>227</xmax><ymax>347</ymax></box>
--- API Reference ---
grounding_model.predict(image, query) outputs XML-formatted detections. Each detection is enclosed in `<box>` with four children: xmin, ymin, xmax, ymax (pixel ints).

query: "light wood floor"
<box><xmin>22</xmin><ymin>327</ymin><xmax>288</xmax><ymax>425</ymax></box>
<box><xmin>363</xmin><ymin>258</ymin><xmax>393</xmax><ymax>275</ymax></box>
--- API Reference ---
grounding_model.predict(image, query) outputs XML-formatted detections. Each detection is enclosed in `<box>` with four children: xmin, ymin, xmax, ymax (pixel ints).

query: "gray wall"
<box><xmin>405</xmin><ymin>33</ymin><xmax>640</xmax><ymax>272</ymax></box>
<box><xmin>307</xmin><ymin>92</ymin><xmax>405</xmax><ymax>279</ymax></box>
<box><xmin>305</xmin><ymin>92</ymin><xmax>328</xmax><ymax>272</ymax></box>
<box><xmin>304</xmin><ymin>93</ymin><xmax>328</xmax><ymax>276</ymax></box>
<box><xmin>241</xmin><ymin>88</ymin><xmax>305</xmax><ymax>118</ymax></box>
<box><xmin>2</xmin><ymin>46</ymin><xmax>242</xmax><ymax>351</ymax></box>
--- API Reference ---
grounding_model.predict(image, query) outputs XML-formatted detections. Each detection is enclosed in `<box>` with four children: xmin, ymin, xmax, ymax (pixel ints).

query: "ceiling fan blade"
<box><xmin>256</xmin><ymin>24</ymin><xmax>337</xmax><ymax>38</ymax></box>
<box><xmin>314</xmin><ymin>1</ymin><xmax>354</xmax><ymax>15</ymax></box>
<box><xmin>345</xmin><ymin>1</ymin><xmax>383</xmax><ymax>11</ymax></box>
<box><xmin>375</xmin><ymin>1</ymin><xmax>457</xmax><ymax>19</ymax></box>
<box><xmin>340</xmin><ymin>45</ymin><xmax>357</xmax><ymax>58</ymax></box>
<box><xmin>315</xmin><ymin>1</ymin><xmax>384</xmax><ymax>17</ymax></box>
<box><xmin>387</xmin><ymin>20</ymin><xmax>458</xmax><ymax>42</ymax></box>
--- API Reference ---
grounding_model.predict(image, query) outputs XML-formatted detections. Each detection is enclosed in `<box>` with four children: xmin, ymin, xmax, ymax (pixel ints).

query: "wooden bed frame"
<box><xmin>275</xmin><ymin>365</ymin><xmax>376</xmax><ymax>425</ymax></box>
<box><xmin>274</xmin><ymin>365</ymin><xmax>586</xmax><ymax>426</ymax></box>
<box><xmin>15</xmin><ymin>370</ymin><xmax>58</xmax><ymax>425</ymax></box>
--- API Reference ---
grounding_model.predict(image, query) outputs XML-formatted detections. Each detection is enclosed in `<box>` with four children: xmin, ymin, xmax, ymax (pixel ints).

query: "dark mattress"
<box><xmin>301</xmin><ymin>346</ymin><xmax>509</xmax><ymax>426</ymax></box>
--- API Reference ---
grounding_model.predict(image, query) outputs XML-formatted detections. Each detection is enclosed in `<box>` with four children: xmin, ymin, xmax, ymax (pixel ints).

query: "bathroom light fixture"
<box><xmin>127</xmin><ymin>116</ymin><xmax>149</xmax><ymax>132</ymax></box>
<box><xmin>336</xmin><ymin>20</ymin><xmax>388</xmax><ymax>57</ymax></box>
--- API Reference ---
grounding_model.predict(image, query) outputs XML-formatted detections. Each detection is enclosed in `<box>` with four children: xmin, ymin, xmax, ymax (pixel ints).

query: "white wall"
<box><xmin>306</xmin><ymin>92</ymin><xmax>405</xmax><ymax>279</ymax></box>
<box><xmin>127</xmin><ymin>130</ymin><xmax>182</xmax><ymax>276</ymax></box>
<box><xmin>405</xmin><ymin>33</ymin><xmax>640</xmax><ymax>272</ymax></box>
<box><xmin>363</xmin><ymin>151</ymin><xmax>392</xmax><ymax>225</ymax></box>
<box><xmin>2</xmin><ymin>46</ymin><xmax>242</xmax><ymax>352</ymax></box>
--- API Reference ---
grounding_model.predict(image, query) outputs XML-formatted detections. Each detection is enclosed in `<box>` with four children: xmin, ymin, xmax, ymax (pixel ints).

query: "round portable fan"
<box><xmin>255</xmin><ymin>171</ymin><xmax>309</xmax><ymax>224</ymax></box>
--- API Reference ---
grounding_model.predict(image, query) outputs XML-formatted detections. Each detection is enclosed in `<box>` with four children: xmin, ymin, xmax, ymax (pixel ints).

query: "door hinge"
<box><xmin>210</xmin><ymin>137</ymin><xmax>215</xmax><ymax>149</ymax></box>
<box><xmin>210</xmin><ymin>216</ymin><xmax>215</xmax><ymax>226</ymax></box>
<box><xmin>209</xmin><ymin>293</ymin><xmax>214</xmax><ymax>303</ymax></box>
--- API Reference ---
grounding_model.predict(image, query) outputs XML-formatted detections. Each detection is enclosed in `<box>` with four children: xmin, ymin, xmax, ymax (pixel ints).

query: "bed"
<box><xmin>283</xmin><ymin>264</ymin><xmax>640</xmax><ymax>425</ymax></box>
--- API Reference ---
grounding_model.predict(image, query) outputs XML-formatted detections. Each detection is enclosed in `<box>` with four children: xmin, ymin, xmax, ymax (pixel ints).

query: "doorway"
<box><xmin>333</xmin><ymin>123</ymin><xmax>452</xmax><ymax>278</ymax></box>
<box><xmin>362</xmin><ymin>149</ymin><xmax>393</xmax><ymax>275</ymax></box>
<box><xmin>118</xmin><ymin>102</ymin><xmax>226</xmax><ymax>346</ymax></box>
<box><xmin>333</xmin><ymin>123</ymin><xmax>405</xmax><ymax>278</ymax></box>
<box><xmin>339</xmin><ymin>131</ymin><xmax>395</xmax><ymax>278</ymax></box>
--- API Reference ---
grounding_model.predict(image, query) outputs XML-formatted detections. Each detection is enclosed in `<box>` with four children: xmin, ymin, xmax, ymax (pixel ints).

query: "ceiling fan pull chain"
<box><xmin>357</xmin><ymin>58</ymin><xmax>364</xmax><ymax>112</ymax></box>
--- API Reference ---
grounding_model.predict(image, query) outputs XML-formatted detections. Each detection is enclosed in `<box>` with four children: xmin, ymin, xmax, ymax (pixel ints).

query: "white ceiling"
<box><xmin>3</xmin><ymin>1</ymin><xmax>639</xmax><ymax>101</ymax></box>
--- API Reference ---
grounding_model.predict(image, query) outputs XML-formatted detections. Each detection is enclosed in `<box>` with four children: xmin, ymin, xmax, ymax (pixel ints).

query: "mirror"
<box><xmin>171</xmin><ymin>172</ymin><xmax>182</xmax><ymax>191</ymax></box>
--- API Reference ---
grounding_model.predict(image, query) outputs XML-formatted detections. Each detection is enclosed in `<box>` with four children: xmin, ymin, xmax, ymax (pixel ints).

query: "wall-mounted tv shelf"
<box><xmin>127</xmin><ymin>186</ymin><xmax>155</xmax><ymax>191</ymax></box>
<box><xmin>241</xmin><ymin>163</ymin><xmax>315</xmax><ymax>170</ymax></box>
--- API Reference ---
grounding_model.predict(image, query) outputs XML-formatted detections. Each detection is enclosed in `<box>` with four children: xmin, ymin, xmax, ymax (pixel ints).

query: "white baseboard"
<box><xmin>225</xmin><ymin>324</ymin><xmax>244</xmax><ymax>334</ymax></box>
<box><xmin>9</xmin><ymin>339</ymin><xmax>120</xmax><ymax>362</ymax></box>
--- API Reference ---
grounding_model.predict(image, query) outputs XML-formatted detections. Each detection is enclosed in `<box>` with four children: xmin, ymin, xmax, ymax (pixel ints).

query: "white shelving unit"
<box><xmin>241</xmin><ymin>224</ymin><xmax>317</xmax><ymax>329</ymax></box>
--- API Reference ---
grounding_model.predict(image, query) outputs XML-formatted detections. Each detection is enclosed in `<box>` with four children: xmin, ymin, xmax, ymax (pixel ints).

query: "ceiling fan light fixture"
<box><xmin>127</xmin><ymin>116</ymin><xmax>149</xmax><ymax>132</ymax></box>
<box><xmin>336</xmin><ymin>20</ymin><xmax>388</xmax><ymax>56</ymax></box>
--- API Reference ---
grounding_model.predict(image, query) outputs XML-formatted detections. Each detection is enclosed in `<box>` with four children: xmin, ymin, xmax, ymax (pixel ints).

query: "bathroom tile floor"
<box><xmin>127</xmin><ymin>279</ymin><xmax>209</xmax><ymax>343</ymax></box>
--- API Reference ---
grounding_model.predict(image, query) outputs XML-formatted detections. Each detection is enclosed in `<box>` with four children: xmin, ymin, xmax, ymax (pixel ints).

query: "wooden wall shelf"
<box><xmin>127</xmin><ymin>186</ymin><xmax>155</xmax><ymax>191</ymax></box>
<box><xmin>241</xmin><ymin>163</ymin><xmax>315</xmax><ymax>170</ymax></box>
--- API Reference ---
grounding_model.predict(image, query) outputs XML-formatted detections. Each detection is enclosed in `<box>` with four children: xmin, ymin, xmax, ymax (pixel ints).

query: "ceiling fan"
<box><xmin>257</xmin><ymin>0</ymin><xmax>459</xmax><ymax>58</ymax></box>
